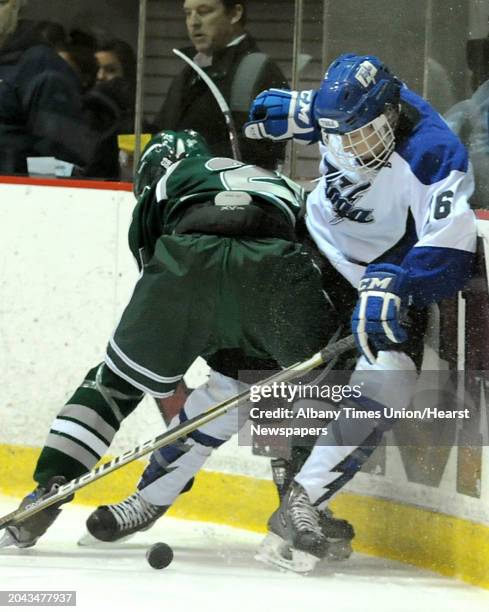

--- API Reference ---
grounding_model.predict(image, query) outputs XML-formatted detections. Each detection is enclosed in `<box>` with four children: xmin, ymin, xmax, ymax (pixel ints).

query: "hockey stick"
<box><xmin>0</xmin><ymin>334</ymin><xmax>355</xmax><ymax>531</ymax></box>
<box><xmin>172</xmin><ymin>48</ymin><xmax>242</xmax><ymax>161</ymax></box>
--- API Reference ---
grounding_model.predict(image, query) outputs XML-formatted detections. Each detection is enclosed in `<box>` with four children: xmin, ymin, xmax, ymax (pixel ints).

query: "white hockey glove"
<box><xmin>244</xmin><ymin>89</ymin><xmax>320</xmax><ymax>144</ymax></box>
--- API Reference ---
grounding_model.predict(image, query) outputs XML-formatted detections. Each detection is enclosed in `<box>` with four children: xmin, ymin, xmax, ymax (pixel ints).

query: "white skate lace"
<box><xmin>108</xmin><ymin>493</ymin><xmax>160</xmax><ymax>531</ymax></box>
<box><xmin>289</xmin><ymin>489</ymin><xmax>323</xmax><ymax>536</ymax></box>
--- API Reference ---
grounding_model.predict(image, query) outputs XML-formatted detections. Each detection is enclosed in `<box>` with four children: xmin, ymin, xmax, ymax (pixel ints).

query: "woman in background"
<box><xmin>94</xmin><ymin>39</ymin><xmax>137</xmax><ymax>134</ymax></box>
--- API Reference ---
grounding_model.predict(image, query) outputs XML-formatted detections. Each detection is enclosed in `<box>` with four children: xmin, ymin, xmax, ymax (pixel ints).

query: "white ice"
<box><xmin>1</xmin><ymin>495</ymin><xmax>488</xmax><ymax>612</ymax></box>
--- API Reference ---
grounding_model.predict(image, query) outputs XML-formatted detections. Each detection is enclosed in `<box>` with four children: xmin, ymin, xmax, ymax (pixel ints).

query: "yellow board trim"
<box><xmin>117</xmin><ymin>133</ymin><xmax>152</xmax><ymax>154</ymax></box>
<box><xmin>1</xmin><ymin>444</ymin><xmax>488</xmax><ymax>588</ymax></box>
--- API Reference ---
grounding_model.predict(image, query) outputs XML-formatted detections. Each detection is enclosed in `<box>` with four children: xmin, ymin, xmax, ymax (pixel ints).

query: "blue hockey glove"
<box><xmin>244</xmin><ymin>89</ymin><xmax>320</xmax><ymax>144</ymax></box>
<box><xmin>351</xmin><ymin>263</ymin><xmax>410</xmax><ymax>364</ymax></box>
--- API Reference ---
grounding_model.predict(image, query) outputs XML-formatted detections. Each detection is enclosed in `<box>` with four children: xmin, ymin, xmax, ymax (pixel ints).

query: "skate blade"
<box><xmin>0</xmin><ymin>527</ymin><xmax>35</xmax><ymax>549</ymax></box>
<box><xmin>254</xmin><ymin>532</ymin><xmax>319</xmax><ymax>574</ymax></box>
<box><xmin>77</xmin><ymin>531</ymin><xmax>134</xmax><ymax>547</ymax></box>
<box><xmin>0</xmin><ymin>528</ymin><xmax>16</xmax><ymax>548</ymax></box>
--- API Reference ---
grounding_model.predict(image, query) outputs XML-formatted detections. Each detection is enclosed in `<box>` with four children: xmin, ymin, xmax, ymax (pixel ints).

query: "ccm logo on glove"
<box><xmin>358</xmin><ymin>276</ymin><xmax>393</xmax><ymax>291</ymax></box>
<box><xmin>352</xmin><ymin>263</ymin><xmax>410</xmax><ymax>364</ymax></box>
<box><xmin>244</xmin><ymin>88</ymin><xmax>320</xmax><ymax>144</ymax></box>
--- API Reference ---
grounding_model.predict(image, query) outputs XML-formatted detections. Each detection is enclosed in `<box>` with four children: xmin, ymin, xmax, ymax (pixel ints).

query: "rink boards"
<box><xmin>0</xmin><ymin>178</ymin><xmax>488</xmax><ymax>588</ymax></box>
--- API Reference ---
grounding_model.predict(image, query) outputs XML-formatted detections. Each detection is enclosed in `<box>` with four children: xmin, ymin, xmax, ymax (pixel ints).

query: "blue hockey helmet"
<box><xmin>314</xmin><ymin>54</ymin><xmax>402</xmax><ymax>175</ymax></box>
<box><xmin>314</xmin><ymin>53</ymin><xmax>401</xmax><ymax>135</ymax></box>
<box><xmin>134</xmin><ymin>129</ymin><xmax>210</xmax><ymax>198</ymax></box>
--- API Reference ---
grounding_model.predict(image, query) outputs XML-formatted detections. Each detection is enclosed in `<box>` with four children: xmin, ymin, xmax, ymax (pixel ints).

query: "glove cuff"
<box><xmin>292</xmin><ymin>90</ymin><xmax>320</xmax><ymax>144</ymax></box>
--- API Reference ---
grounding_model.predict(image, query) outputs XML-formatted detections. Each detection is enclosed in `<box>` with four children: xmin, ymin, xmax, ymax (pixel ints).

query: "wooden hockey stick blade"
<box><xmin>172</xmin><ymin>48</ymin><xmax>242</xmax><ymax>161</ymax></box>
<box><xmin>0</xmin><ymin>334</ymin><xmax>355</xmax><ymax>530</ymax></box>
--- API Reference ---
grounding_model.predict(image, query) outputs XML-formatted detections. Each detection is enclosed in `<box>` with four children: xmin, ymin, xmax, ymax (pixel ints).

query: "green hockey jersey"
<box><xmin>129</xmin><ymin>156</ymin><xmax>306</xmax><ymax>265</ymax></box>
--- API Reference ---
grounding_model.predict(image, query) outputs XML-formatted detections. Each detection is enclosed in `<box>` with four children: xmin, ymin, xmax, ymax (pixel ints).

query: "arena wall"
<box><xmin>1</xmin><ymin>180</ymin><xmax>488</xmax><ymax>587</ymax></box>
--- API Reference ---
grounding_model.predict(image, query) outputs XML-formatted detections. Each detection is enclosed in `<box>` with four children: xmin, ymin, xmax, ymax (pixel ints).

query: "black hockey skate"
<box><xmin>256</xmin><ymin>482</ymin><xmax>328</xmax><ymax>573</ymax></box>
<box><xmin>270</xmin><ymin>457</ymin><xmax>354</xmax><ymax>561</ymax></box>
<box><xmin>0</xmin><ymin>476</ymin><xmax>73</xmax><ymax>548</ymax></box>
<box><xmin>85</xmin><ymin>492</ymin><xmax>168</xmax><ymax>542</ymax></box>
<box><xmin>319</xmin><ymin>508</ymin><xmax>355</xmax><ymax>561</ymax></box>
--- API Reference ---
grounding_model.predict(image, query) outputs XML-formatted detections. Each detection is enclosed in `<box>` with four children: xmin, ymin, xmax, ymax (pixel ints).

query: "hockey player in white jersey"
<box><xmin>244</xmin><ymin>52</ymin><xmax>477</xmax><ymax>570</ymax></box>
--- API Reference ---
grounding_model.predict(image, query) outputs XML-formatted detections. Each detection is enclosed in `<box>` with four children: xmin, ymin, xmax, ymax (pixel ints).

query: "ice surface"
<box><xmin>0</xmin><ymin>495</ymin><xmax>488</xmax><ymax>612</ymax></box>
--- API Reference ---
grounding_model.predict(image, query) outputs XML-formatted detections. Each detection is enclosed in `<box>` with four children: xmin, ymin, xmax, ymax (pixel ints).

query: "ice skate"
<box><xmin>0</xmin><ymin>476</ymin><xmax>73</xmax><ymax>549</ymax></box>
<box><xmin>255</xmin><ymin>482</ymin><xmax>328</xmax><ymax>573</ymax></box>
<box><xmin>319</xmin><ymin>510</ymin><xmax>355</xmax><ymax>561</ymax></box>
<box><xmin>85</xmin><ymin>491</ymin><xmax>168</xmax><ymax>542</ymax></box>
<box><xmin>269</xmin><ymin>457</ymin><xmax>354</xmax><ymax>561</ymax></box>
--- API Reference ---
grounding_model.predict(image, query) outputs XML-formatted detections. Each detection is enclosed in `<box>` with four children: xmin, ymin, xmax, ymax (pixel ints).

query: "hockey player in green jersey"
<box><xmin>2</xmin><ymin>130</ymin><xmax>352</xmax><ymax>568</ymax></box>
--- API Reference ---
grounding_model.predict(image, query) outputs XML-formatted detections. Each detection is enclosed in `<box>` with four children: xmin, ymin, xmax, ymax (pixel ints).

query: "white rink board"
<box><xmin>1</xmin><ymin>182</ymin><xmax>488</xmax><ymax>521</ymax></box>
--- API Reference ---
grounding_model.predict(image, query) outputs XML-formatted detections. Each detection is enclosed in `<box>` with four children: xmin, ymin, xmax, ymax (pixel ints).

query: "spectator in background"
<box><xmin>94</xmin><ymin>39</ymin><xmax>137</xmax><ymax>134</ymax></box>
<box><xmin>38</xmin><ymin>20</ymin><xmax>66</xmax><ymax>49</ymax></box>
<box><xmin>74</xmin><ymin>39</ymin><xmax>141</xmax><ymax>179</ymax></box>
<box><xmin>424</xmin><ymin>57</ymin><xmax>457</xmax><ymax>115</ymax></box>
<box><xmin>445</xmin><ymin>34</ymin><xmax>489</xmax><ymax>209</ymax></box>
<box><xmin>56</xmin><ymin>30</ymin><xmax>99</xmax><ymax>92</ymax></box>
<box><xmin>154</xmin><ymin>0</ymin><xmax>288</xmax><ymax>169</ymax></box>
<box><xmin>96</xmin><ymin>39</ymin><xmax>136</xmax><ymax>86</ymax></box>
<box><xmin>55</xmin><ymin>37</ymin><xmax>139</xmax><ymax>180</ymax></box>
<box><xmin>64</xmin><ymin>37</ymin><xmax>122</xmax><ymax>179</ymax></box>
<box><xmin>466</xmin><ymin>36</ymin><xmax>489</xmax><ymax>93</ymax></box>
<box><xmin>0</xmin><ymin>0</ymin><xmax>93</xmax><ymax>175</ymax></box>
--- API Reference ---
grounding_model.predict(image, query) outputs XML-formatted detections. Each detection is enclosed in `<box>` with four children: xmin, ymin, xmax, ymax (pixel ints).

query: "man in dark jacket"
<box><xmin>154</xmin><ymin>0</ymin><xmax>287</xmax><ymax>169</ymax></box>
<box><xmin>0</xmin><ymin>2</ymin><xmax>92</xmax><ymax>175</ymax></box>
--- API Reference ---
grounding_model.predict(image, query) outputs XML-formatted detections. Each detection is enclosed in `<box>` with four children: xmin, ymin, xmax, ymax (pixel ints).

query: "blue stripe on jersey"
<box><xmin>179</xmin><ymin>409</ymin><xmax>226</xmax><ymax>448</ymax></box>
<box><xmin>396</xmin><ymin>88</ymin><xmax>468</xmax><ymax>185</ymax></box>
<box><xmin>401</xmin><ymin>246</ymin><xmax>475</xmax><ymax>305</ymax></box>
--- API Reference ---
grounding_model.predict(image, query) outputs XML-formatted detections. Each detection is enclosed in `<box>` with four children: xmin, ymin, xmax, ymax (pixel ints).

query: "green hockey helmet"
<box><xmin>133</xmin><ymin>129</ymin><xmax>211</xmax><ymax>198</ymax></box>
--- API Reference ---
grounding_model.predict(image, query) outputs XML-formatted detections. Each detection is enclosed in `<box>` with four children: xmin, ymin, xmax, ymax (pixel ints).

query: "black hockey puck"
<box><xmin>146</xmin><ymin>542</ymin><xmax>174</xmax><ymax>569</ymax></box>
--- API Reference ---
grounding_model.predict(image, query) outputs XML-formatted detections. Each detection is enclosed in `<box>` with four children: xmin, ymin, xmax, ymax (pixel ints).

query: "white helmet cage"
<box><xmin>319</xmin><ymin>104</ymin><xmax>400</xmax><ymax>175</ymax></box>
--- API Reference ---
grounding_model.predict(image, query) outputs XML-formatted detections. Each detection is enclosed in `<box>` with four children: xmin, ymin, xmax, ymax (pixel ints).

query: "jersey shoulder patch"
<box><xmin>396</xmin><ymin>88</ymin><xmax>468</xmax><ymax>186</ymax></box>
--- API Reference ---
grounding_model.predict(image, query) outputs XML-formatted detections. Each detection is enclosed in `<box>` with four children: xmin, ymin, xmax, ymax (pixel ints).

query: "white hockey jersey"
<box><xmin>306</xmin><ymin>87</ymin><xmax>477</xmax><ymax>306</ymax></box>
